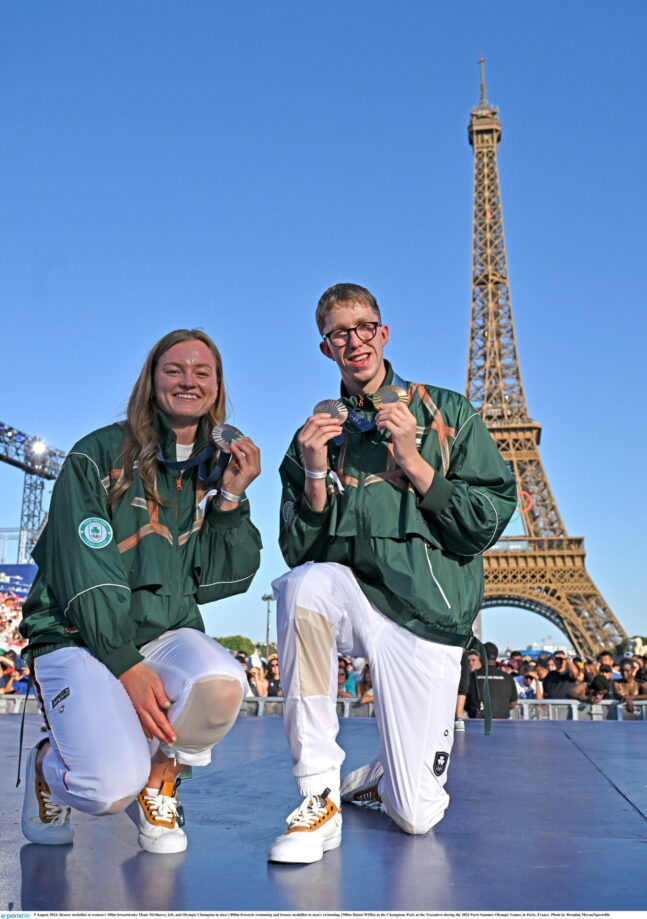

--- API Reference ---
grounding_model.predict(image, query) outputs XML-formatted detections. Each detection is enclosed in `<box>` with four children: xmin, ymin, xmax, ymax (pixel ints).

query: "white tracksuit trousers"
<box><xmin>272</xmin><ymin>563</ymin><xmax>462</xmax><ymax>835</ymax></box>
<box><xmin>33</xmin><ymin>628</ymin><xmax>246</xmax><ymax>815</ymax></box>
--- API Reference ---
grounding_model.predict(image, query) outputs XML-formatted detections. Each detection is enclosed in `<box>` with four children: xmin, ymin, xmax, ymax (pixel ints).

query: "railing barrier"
<box><xmin>2</xmin><ymin>694</ymin><xmax>644</xmax><ymax>721</ymax></box>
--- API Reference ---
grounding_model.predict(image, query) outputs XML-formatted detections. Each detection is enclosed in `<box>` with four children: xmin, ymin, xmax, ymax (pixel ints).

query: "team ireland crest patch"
<box><xmin>433</xmin><ymin>751</ymin><xmax>449</xmax><ymax>777</ymax></box>
<box><xmin>78</xmin><ymin>517</ymin><xmax>113</xmax><ymax>549</ymax></box>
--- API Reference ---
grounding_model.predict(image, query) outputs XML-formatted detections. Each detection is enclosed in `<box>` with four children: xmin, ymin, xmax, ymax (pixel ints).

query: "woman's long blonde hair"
<box><xmin>109</xmin><ymin>329</ymin><xmax>226</xmax><ymax>509</ymax></box>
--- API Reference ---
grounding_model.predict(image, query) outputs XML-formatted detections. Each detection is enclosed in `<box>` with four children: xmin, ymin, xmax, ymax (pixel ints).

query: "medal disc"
<box><xmin>313</xmin><ymin>399</ymin><xmax>349</xmax><ymax>424</ymax></box>
<box><xmin>211</xmin><ymin>424</ymin><xmax>244</xmax><ymax>452</ymax></box>
<box><xmin>373</xmin><ymin>385</ymin><xmax>408</xmax><ymax>409</ymax></box>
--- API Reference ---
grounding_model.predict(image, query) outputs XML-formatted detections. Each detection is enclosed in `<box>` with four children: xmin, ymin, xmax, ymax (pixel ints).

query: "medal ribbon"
<box><xmin>335</xmin><ymin>371</ymin><xmax>408</xmax><ymax>443</ymax></box>
<box><xmin>158</xmin><ymin>443</ymin><xmax>231</xmax><ymax>487</ymax></box>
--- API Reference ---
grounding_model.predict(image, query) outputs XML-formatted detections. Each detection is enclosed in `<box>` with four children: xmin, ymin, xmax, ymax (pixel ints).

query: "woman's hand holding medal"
<box><xmin>211</xmin><ymin>424</ymin><xmax>261</xmax><ymax>510</ymax></box>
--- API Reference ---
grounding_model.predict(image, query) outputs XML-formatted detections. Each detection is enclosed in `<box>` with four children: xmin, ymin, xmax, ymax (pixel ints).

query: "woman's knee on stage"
<box><xmin>171</xmin><ymin>674</ymin><xmax>244</xmax><ymax>751</ymax></box>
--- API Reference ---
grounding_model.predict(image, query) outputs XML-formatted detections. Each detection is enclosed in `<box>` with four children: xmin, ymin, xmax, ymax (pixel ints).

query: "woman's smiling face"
<box><xmin>153</xmin><ymin>339</ymin><xmax>219</xmax><ymax>438</ymax></box>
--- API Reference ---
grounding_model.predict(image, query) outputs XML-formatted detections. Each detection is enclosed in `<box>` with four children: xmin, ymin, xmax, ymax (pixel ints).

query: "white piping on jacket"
<box><xmin>424</xmin><ymin>549</ymin><xmax>452</xmax><ymax>610</ymax></box>
<box><xmin>453</xmin><ymin>412</ymin><xmax>478</xmax><ymax>444</ymax></box>
<box><xmin>67</xmin><ymin>452</ymin><xmax>107</xmax><ymax>493</ymax></box>
<box><xmin>472</xmin><ymin>489</ymin><xmax>499</xmax><ymax>554</ymax></box>
<box><xmin>199</xmin><ymin>572</ymin><xmax>256</xmax><ymax>589</ymax></box>
<box><xmin>64</xmin><ymin>583</ymin><xmax>131</xmax><ymax>617</ymax></box>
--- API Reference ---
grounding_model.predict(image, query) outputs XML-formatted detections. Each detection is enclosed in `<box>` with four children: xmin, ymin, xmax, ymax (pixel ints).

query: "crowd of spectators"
<box><xmin>234</xmin><ymin>650</ymin><xmax>283</xmax><ymax>698</ymax></box>
<box><xmin>456</xmin><ymin>643</ymin><xmax>647</xmax><ymax>724</ymax></box>
<box><xmin>0</xmin><ymin>591</ymin><xmax>27</xmax><ymax>652</ymax></box>
<box><xmin>0</xmin><ymin>591</ymin><xmax>29</xmax><ymax>699</ymax></box>
<box><xmin>234</xmin><ymin>650</ymin><xmax>372</xmax><ymax>708</ymax></box>
<box><xmin>2</xmin><ymin>583</ymin><xmax>645</xmax><ymax>723</ymax></box>
<box><xmin>229</xmin><ymin>642</ymin><xmax>647</xmax><ymax>719</ymax></box>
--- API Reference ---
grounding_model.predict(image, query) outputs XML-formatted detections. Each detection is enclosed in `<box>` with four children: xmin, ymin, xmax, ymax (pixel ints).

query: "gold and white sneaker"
<box><xmin>21</xmin><ymin>739</ymin><xmax>74</xmax><ymax>845</ymax></box>
<box><xmin>268</xmin><ymin>789</ymin><xmax>342</xmax><ymax>863</ymax></box>
<box><xmin>127</xmin><ymin>779</ymin><xmax>187</xmax><ymax>854</ymax></box>
<box><xmin>340</xmin><ymin>760</ymin><xmax>384</xmax><ymax>810</ymax></box>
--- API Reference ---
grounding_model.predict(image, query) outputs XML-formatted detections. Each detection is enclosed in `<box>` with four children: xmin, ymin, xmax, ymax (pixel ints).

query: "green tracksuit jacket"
<box><xmin>20</xmin><ymin>411</ymin><xmax>262</xmax><ymax>677</ymax></box>
<box><xmin>279</xmin><ymin>362</ymin><xmax>516</xmax><ymax>648</ymax></box>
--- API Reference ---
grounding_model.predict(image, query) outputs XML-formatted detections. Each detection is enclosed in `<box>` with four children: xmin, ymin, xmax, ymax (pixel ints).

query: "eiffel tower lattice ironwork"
<box><xmin>466</xmin><ymin>61</ymin><xmax>626</xmax><ymax>656</ymax></box>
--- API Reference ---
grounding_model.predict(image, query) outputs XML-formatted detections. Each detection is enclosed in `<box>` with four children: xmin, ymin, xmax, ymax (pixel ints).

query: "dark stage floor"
<box><xmin>1</xmin><ymin>714</ymin><xmax>646</xmax><ymax>912</ymax></box>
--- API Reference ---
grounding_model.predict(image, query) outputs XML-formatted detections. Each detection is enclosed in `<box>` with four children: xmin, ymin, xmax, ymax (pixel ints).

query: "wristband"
<box><xmin>304</xmin><ymin>468</ymin><xmax>328</xmax><ymax>480</ymax></box>
<box><xmin>219</xmin><ymin>488</ymin><xmax>242</xmax><ymax>504</ymax></box>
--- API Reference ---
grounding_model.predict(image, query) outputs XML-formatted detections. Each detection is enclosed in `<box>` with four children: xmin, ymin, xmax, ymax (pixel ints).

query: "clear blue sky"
<box><xmin>1</xmin><ymin>1</ymin><xmax>645</xmax><ymax>652</ymax></box>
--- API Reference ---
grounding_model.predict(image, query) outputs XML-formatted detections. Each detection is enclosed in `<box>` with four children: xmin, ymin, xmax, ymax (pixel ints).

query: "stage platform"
<box><xmin>1</xmin><ymin>714</ymin><xmax>646</xmax><ymax>913</ymax></box>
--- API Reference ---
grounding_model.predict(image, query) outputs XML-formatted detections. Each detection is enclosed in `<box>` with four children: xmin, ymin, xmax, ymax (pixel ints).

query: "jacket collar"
<box><xmin>153</xmin><ymin>409</ymin><xmax>210</xmax><ymax>461</ymax></box>
<box><xmin>340</xmin><ymin>360</ymin><xmax>395</xmax><ymax>411</ymax></box>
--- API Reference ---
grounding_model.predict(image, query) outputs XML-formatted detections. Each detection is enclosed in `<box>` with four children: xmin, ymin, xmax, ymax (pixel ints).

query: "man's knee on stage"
<box><xmin>380</xmin><ymin>786</ymin><xmax>447</xmax><ymax>836</ymax></box>
<box><xmin>171</xmin><ymin>675</ymin><xmax>244</xmax><ymax>751</ymax></box>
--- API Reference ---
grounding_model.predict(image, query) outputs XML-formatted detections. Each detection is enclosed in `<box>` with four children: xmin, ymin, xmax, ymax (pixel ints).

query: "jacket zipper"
<box><xmin>425</xmin><ymin>545</ymin><xmax>451</xmax><ymax>609</ymax></box>
<box><xmin>175</xmin><ymin>472</ymin><xmax>182</xmax><ymax>593</ymax></box>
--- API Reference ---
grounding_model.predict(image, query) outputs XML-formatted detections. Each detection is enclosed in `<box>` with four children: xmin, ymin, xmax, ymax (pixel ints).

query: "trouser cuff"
<box><xmin>297</xmin><ymin>770</ymin><xmax>340</xmax><ymax>804</ymax></box>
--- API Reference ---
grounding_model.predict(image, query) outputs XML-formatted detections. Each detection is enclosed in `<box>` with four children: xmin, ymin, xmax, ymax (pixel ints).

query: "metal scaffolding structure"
<box><xmin>0</xmin><ymin>422</ymin><xmax>66</xmax><ymax>563</ymax></box>
<box><xmin>465</xmin><ymin>61</ymin><xmax>625</xmax><ymax>656</ymax></box>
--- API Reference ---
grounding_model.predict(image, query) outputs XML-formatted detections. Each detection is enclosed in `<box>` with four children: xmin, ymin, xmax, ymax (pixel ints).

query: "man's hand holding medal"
<box><xmin>372</xmin><ymin>387</ymin><xmax>435</xmax><ymax>495</ymax></box>
<box><xmin>296</xmin><ymin>401</ymin><xmax>347</xmax><ymax>512</ymax></box>
<box><xmin>303</xmin><ymin>385</ymin><xmax>434</xmax><ymax>503</ymax></box>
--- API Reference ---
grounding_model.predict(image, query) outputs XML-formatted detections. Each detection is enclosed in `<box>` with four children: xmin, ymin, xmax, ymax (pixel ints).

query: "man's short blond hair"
<box><xmin>315</xmin><ymin>283</ymin><xmax>381</xmax><ymax>334</ymax></box>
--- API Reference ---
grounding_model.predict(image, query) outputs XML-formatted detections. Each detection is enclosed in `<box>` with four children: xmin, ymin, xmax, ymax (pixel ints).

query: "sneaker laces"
<box><xmin>143</xmin><ymin>790</ymin><xmax>178</xmax><ymax>825</ymax></box>
<box><xmin>285</xmin><ymin>791</ymin><xmax>332</xmax><ymax>829</ymax></box>
<box><xmin>40</xmin><ymin>790</ymin><xmax>70</xmax><ymax>826</ymax></box>
<box><xmin>352</xmin><ymin>785</ymin><xmax>382</xmax><ymax>809</ymax></box>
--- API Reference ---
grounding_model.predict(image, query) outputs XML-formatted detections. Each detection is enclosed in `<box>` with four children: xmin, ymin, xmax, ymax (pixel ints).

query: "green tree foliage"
<box><xmin>214</xmin><ymin>634</ymin><xmax>255</xmax><ymax>655</ymax></box>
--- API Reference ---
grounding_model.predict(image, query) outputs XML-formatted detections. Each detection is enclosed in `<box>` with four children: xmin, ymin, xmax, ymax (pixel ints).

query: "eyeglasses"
<box><xmin>323</xmin><ymin>321</ymin><xmax>380</xmax><ymax>347</ymax></box>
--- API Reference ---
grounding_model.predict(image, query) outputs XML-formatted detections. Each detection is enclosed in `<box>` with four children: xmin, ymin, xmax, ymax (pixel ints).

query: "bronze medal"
<box><xmin>372</xmin><ymin>385</ymin><xmax>408</xmax><ymax>409</ymax></box>
<box><xmin>211</xmin><ymin>424</ymin><xmax>244</xmax><ymax>453</ymax></box>
<box><xmin>313</xmin><ymin>399</ymin><xmax>349</xmax><ymax>424</ymax></box>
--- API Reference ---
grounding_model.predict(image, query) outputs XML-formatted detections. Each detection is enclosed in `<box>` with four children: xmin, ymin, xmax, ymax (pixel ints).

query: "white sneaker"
<box><xmin>127</xmin><ymin>780</ymin><xmax>188</xmax><ymax>854</ymax></box>
<box><xmin>21</xmin><ymin>739</ymin><xmax>74</xmax><ymax>845</ymax></box>
<box><xmin>340</xmin><ymin>760</ymin><xmax>384</xmax><ymax>810</ymax></box>
<box><xmin>454</xmin><ymin>718</ymin><xmax>465</xmax><ymax>732</ymax></box>
<box><xmin>268</xmin><ymin>789</ymin><xmax>342</xmax><ymax>864</ymax></box>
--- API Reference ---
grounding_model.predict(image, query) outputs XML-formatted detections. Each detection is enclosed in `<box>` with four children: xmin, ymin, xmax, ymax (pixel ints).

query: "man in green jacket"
<box><xmin>268</xmin><ymin>283</ymin><xmax>516</xmax><ymax>863</ymax></box>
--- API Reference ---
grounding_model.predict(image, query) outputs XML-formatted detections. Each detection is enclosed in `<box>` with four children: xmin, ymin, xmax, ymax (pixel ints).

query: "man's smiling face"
<box><xmin>319</xmin><ymin>301</ymin><xmax>390</xmax><ymax>395</ymax></box>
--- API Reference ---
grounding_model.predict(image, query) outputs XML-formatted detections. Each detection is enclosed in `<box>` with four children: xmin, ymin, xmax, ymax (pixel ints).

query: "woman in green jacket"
<box><xmin>20</xmin><ymin>329</ymin><xmax>262</xmax><ymax>854</ymax></box>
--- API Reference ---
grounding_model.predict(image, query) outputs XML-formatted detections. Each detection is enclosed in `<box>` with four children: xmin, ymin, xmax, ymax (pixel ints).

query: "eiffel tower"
<box><xmin>466</xmin><ymin>61</ymin><xmax>626</xmax><ymax>657</ymax></box>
